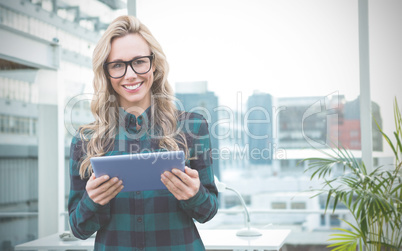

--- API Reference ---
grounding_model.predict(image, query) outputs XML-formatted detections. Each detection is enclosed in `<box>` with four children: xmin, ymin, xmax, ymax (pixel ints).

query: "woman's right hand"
<box><xmin>86</xmin><ymin>173</ymin><xmax>124</xmax><ymax>205</ymax></box>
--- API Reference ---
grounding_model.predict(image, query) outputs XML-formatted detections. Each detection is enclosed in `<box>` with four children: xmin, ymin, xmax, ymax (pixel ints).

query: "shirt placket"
<box><xmin>134</xmin><ymin>190</ymin><xmax>145</xmax><ymax>250</ymax></box>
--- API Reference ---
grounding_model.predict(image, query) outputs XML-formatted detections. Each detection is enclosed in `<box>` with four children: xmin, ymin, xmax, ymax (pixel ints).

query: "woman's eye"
<box><xmin>133</xmin><ymin>60</ymin><xmax>146</xmax><ymax>66</ymax></box>
<box><xmin>111</xmin><ymin>63</ymin><xmax>123</xmax><ymax>69</ymax></box>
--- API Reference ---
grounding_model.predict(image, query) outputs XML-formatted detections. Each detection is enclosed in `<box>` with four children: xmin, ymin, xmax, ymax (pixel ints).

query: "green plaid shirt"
<box><xmin>68</xmin><ymin>107</ymin><xmax>218</xmax><ymax>251</ymax></box>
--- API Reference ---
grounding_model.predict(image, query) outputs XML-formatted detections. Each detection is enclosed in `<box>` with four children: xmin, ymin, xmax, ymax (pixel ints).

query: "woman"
<box><xmin>68</xmin><ymin>15</ymin><xmax>218</xmax><ymax>250</ymax></box>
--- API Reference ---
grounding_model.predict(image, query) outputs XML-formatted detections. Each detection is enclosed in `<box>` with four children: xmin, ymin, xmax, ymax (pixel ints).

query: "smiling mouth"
<box><xmin>123</xmin><ymin>83</ymin><xmax>142</xmax><ymax>90</ymax></box>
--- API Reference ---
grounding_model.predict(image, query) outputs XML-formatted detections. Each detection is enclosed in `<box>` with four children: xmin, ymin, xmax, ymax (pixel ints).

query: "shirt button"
<box><xmin>137</xmin><ymin>217</ymin><xmax>143</xmax><ymax>223</ymax></box>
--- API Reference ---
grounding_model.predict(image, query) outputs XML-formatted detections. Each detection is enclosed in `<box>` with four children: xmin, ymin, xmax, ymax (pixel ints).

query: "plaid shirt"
<box><xmin>68</xmin><ymin>107</ymin><xmax>218</xmax><ymax>251</ymax></box>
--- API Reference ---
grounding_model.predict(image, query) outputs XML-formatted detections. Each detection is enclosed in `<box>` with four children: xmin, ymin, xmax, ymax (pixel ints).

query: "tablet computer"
<box><xmin>90</xmin><ymin>151</ymin><xmax>185</xmax><ymax>192</ymax></box>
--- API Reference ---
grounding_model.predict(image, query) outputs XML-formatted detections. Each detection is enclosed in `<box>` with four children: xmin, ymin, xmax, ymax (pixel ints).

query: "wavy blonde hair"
<box><xmin>78</xmin><ymin>15</ymin><xmax>188</xmax><ymax>179</ymax></box>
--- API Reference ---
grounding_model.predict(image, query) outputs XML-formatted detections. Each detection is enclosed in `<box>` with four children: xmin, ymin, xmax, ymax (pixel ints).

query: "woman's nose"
<box><xmin>125</xmin><ymin>65</ymin><xmax>137</xmax><ymax>79</ymax></box>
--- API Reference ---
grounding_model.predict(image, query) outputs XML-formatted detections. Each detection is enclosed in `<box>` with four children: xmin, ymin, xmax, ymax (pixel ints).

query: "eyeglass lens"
<box><xmin>106</xmin><ymin>57</ymin><xmax>151</xmax><ymax>78</ymax></box>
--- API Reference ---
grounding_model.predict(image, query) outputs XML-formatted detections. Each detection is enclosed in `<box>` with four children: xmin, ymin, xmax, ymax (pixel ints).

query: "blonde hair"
<box><xmin>78</xmin><ymin>15</ymin><xmax>188</xmax><ymax>179</ymax></box>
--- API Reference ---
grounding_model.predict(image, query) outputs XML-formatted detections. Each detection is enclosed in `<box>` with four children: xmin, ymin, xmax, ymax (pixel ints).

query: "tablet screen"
<box><xmin>90</xmin><ymin>151</ymin><xmax>185</xmax><ymax>192</ymax></box>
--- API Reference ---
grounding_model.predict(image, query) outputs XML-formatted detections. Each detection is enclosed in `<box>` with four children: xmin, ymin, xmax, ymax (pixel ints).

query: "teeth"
<box><xmin>124</xmin><ymin>83</ymin><xmax>141</xmax><ymax>90</ymax></box>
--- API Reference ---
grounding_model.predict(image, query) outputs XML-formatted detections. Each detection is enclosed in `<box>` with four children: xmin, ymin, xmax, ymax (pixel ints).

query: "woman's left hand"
<box><xmin>161</xmin><ymin>166</ymin><xmax>200</xmax><ymax>200</ymax></box>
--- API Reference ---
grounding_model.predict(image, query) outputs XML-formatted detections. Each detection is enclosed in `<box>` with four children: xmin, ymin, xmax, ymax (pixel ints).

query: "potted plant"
<box><xmin>302</xmin><ymin>98</ymin><xmax>402</xmax><ymax>250</ymax></box>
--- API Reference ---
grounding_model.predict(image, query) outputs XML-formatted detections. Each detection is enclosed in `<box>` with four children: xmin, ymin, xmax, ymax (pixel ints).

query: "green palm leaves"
<box><xmin>303</xmin><ymin>98</ymin><xmax>402</xmax><ymax>251</ymax></box>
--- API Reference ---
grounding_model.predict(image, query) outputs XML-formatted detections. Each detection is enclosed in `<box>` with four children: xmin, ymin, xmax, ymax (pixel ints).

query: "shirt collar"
<box><xmin>118</xmin><ymin>106</ymin><xmax>152</xmax><ymax>130</ymax></box>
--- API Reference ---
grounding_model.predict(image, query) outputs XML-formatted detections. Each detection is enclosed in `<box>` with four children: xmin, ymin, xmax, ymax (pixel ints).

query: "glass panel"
<box><xmin>0</xmin><ymin>158</ymin><xmax>38</xmax><ymax>247</ymax></box>
<box><xmin>0</xmin><ymin>0</ymin><xmax>125</xmax><ymax>248</ymax></box>
<box><xmin>0</xmin><ymin>70</ymin><xmax>39</xmax><ymax>248</ymax></box>
<box><xmin>61</xmin><ymin>0</ymin><xmax>125</xmax><ymax>222</ymax></box>
<box><xmin>137</xmin><ymin>0</ymin><xmax>365</xmax><ymax>248</ymax></box>
<box><xmin>0</xmin><ymin>215</ymin><xmax>38</xmax><ymax>249</ymax></box>
<box><xmin>369</xmin><ymin>1</ymin><xmax>402</xmax><ymax>153</ymax></box>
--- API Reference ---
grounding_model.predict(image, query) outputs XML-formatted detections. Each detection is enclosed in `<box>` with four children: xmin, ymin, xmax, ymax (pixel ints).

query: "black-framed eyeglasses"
<box><xmin>104</xmin><ymin>54</ymin><xmax>154</xmax><ymax>79</ymax></box>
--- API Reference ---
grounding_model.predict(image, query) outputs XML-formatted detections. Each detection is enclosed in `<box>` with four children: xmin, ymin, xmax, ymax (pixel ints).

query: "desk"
<box><xmin>14</xmin><ymin>233</ymin><xmax>94</xmax><ymax>251</ymax></box>
<box><xmin>15</xmin><ymin>229</ymin><xmax>290</xmax><ymax>251</ymax></box>
<box><xmin>200</xmin><ymin>229</ymin><xmax>290</xmax><ymax>251</ymax></box>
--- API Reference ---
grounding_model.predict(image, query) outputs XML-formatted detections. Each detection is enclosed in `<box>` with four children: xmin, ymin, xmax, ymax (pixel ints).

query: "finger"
<box><xmin>98</xmin><ymin>183</ymin><xmax>124</xmax><ymax>205</ymax></box>
<box><xmin>162</xmin><ymin>171</ymin><xmax>197</xmax><ymax>200</ymax></box>
<box><xmin>87</xmin><ymin>175</ymin><xmax>110</xmax><ymax>190</ymax></box>
<box><xmin>86</xmin><ymin>173</ymin><xmax>95</xmax><ymax>185</ymax></box>
<box><xmin>90</xmin><ymin>177</ymin><xmax>120</xmax><ymax>199</ymax></box>
<box><xmin>181</xmin><ymin>167</ymin><xmax>200</xmax><ymax>196</ymax></box>
<box><xmin>86</xmin><ymin>173</ymin><xmax>98</xmax><ymax>192</ymax></box>
<box><xmin>161</xmin><ymin>172</ymin><xmax>186</xmax><ymax>195</ymax></box>
<box><xmin>172</xmin><ymin>168</ymin><xmax>193</xmax><ymax>187</ymax></box>
<box><xmin>184</xmin><ymin>167</ymin><xmax>199</xmax><ymax>178</ymax></box>
<box><xmin>174</xmin><ymin>167</ymin><xmax>200</xmax><ymax>191</ymax></box>
<box><xmin>161</xmin><ymin>171</ymin><xmax>179</xmax><ymax>189</ymax></box>
<box><xmin>164</xmin><ymin>171</ymin><xmax>189</xmax><ymax>188</ymax></box>
<box><xmin>93</xmin><ymin>179</ymin><xmax>123</xmax><ymax>203</ymax></box>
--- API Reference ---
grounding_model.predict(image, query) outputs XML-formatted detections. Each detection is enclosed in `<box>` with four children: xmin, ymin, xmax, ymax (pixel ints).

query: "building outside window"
<box><xmin>272</xmin><ymin>202</ymin><xmax>287</xmax><ymax>210</ymax></box>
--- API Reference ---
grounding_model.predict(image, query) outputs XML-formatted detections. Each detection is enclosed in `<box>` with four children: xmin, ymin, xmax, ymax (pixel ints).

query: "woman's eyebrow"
<box><xmin>109</xmin><ymin>55</ymin><xmax>147</xmax><ymax>62</ymax></box>
<box><xmin>109</xmin><ymin>58</ymin><xmax>123</xmax><ymax>62</ymax></box>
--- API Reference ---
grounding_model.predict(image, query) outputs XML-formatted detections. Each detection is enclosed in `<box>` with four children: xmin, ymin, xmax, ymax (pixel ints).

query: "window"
<box><xmin>291</xmin><ymin>202</ymin><xmax>306</xmax><ymax>210</ymax></box>
<box><xmin>9</xmin><ymin>117</ymin><xmax>15</xmax><ymax>134</ymax></box>
<box><xmin>271</xmin><ymin>202</ymin><xmax>287</xmax><ymax>210</ymax></box>
<box><xmin>330</xmin><ymin>215</ymin><xmax>341</xmax><ymax>227</ymax></box>
<box><xmin>0</xmin><ymin>115</ymin><xmax>8</xmax><ymax>133</ymax></box>
<box><xmin>320</xmin><ymin>214</ymin><xmax>326</xmax><ymax>226</ymax></box>
<box><xmin>32</xmin><ymin>119</ymin><xmax>37</xmax><ymax>136</ymax></box>
<box><xmin>0</xmin><ymin>116</ymin><xmax>34</xmax><ymax>135</ymax></box>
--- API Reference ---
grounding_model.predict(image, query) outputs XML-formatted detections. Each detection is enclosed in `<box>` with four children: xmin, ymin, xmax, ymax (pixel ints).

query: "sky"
<box><xmin>136</xmin><ymin>0</ymin><xmax>360</xmax><ymax>100</ymax></box>
<box><xmin>132</xmin><ymin>0</ymin><xmax>402</xmax><ymax>144</ymax></box>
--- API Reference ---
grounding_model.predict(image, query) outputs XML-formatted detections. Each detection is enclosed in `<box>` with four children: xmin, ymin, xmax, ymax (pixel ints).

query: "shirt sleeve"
<box><xmin>179</xmin><ymin>115</ymin><xmax>219</xmax><ymax>223</ymax></box>
<box><xmin>67</xmin><ymin>132</ymin><xmax>111</xmax><ymax>239</ymax></box>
